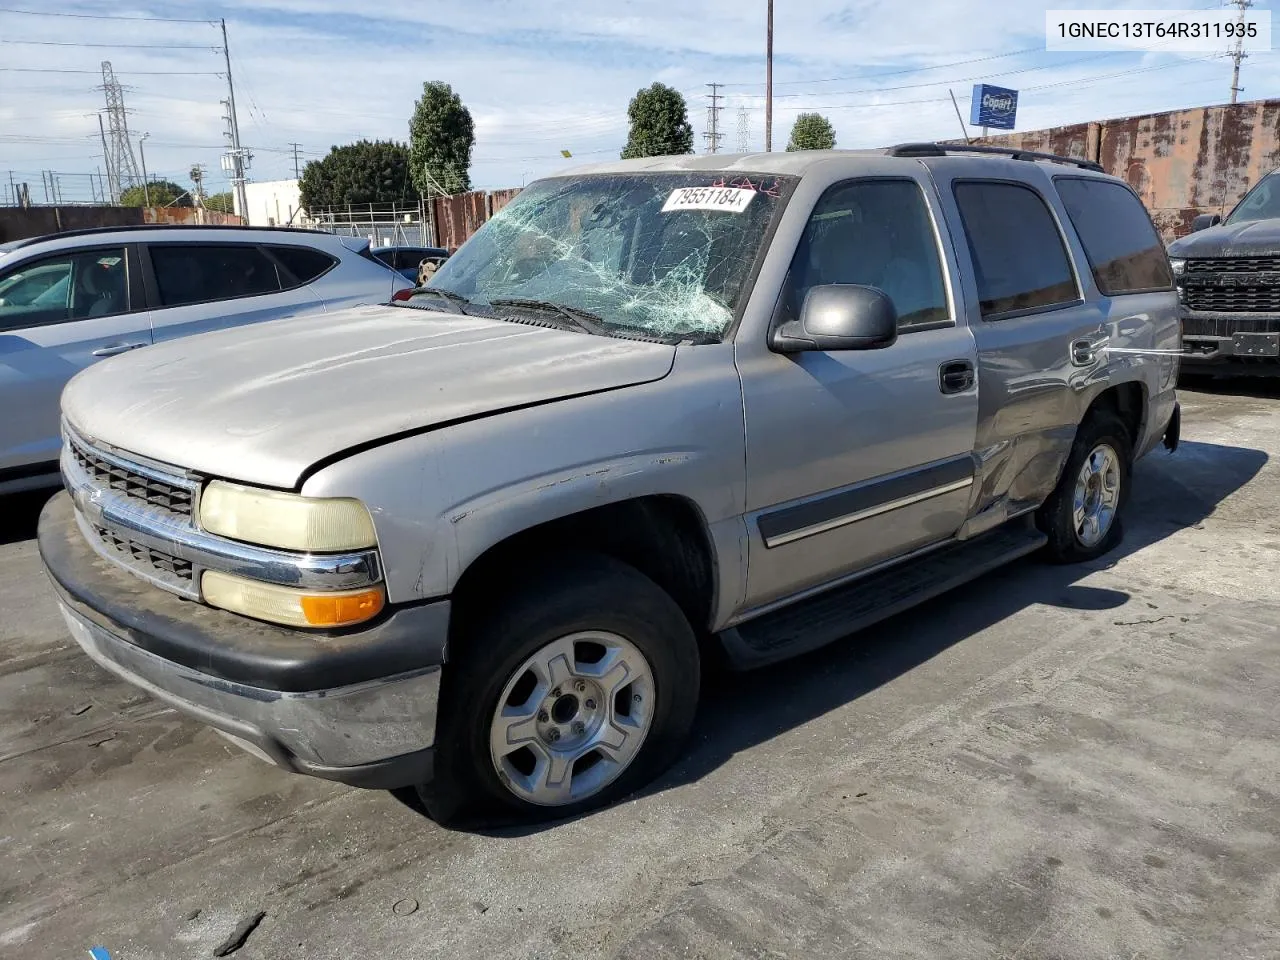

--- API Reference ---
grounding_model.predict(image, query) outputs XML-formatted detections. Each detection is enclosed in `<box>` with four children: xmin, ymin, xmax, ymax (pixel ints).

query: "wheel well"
<box><xmin>1086</xmin><ymin>382</ymin><xmax>1146</xmax><ymax>452</ymax></box>
<box><xmin>449</xmin><ymin>496</ymin><xmax>716</xmax><ymax>646</ymax></box>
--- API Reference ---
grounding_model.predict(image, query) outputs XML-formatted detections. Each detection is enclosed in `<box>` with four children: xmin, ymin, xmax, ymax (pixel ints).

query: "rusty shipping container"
<box><xmin>943</xmin><ymin>98</ymin><xmax>1280</xmax><ymax>242</ymax></box>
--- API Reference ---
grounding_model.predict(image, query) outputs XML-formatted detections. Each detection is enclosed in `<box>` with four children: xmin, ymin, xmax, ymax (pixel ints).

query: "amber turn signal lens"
<box><xmin>300</xmin><ymin>588</ymin><xmax>385</xmax><ymax>627</ymax></box>
<box><xmin>201</xmin><ymin>571</ymin><xmax>386</xmax><ymax>629</ymax></box>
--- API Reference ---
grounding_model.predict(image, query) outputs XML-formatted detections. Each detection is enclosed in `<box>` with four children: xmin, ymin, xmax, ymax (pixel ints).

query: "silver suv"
<box><xmin>0</xmin><ymin>225</ymin><xmax>412</xmax><ymax>493</ymax></box>
<box><xmin>38</xmin><ymin>144</ymin><xmax>1182</xmax><ymax>825</ymax></box>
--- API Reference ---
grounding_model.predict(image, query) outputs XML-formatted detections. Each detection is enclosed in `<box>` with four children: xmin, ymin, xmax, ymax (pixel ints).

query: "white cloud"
<box><xmin>0</xmin><ymin>0</ymin><xmax>1270</xmax><ymax>198</ymax></box>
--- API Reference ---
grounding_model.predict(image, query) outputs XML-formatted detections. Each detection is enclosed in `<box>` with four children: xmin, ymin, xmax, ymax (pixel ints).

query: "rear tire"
<box><xmin>419</xmin><ymin>553</ymin><xmax>700</xmax><ymax>826</ymax></box>
<box><xmin>1037</xmin><ymin>411</ymin><xmax>1132</xmax><ymax>564</ymax></box>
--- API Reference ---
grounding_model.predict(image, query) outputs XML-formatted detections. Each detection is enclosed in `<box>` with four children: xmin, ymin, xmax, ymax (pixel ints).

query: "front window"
<box><xmin>0</xmin><ymin>248</ymin><xmax>129</xmax><ymax>331</ymax></box>
<box><xmin>1226</xmin><ymin>173</ymin><xmax>1280</xmax><ymax>224</ymax></box>
<box><xmin>424</xmin><ymin>172</ymin><xmax>796</xmax><ymax>340</ymax></box>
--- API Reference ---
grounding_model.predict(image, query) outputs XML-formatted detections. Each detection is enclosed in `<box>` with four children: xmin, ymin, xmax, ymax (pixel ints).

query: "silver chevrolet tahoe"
<box><xmin>38</xmin><ymin>144</ymin><xmax>1182</xmax><ymax>825</ymax></box>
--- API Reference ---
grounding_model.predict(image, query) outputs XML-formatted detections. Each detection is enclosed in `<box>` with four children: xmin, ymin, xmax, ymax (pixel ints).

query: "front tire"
<box><xmin>421</xmin><ymin>553</ymin><xmax>700</xmax><ymax>826</ymax></box>
<box><xmin>1037</xmin><ymin>411</ymin><xmax>1132</xmax><ymax>563</ymax></box>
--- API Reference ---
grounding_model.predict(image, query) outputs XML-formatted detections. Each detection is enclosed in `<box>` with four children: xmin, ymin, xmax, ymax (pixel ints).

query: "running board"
<box><xmin>717</xmin><ymin>521</ymin><xmax>1049</xmax><ymax>670</ymax></box>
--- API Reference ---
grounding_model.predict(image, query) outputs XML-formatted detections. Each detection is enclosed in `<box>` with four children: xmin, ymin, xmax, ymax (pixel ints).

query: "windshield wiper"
<box><xmin>488</xmin><ymin>297</ymin><xmax>610</xmax><ymax>337</ymax></box>
<box><xmin>395</xmin><ymin>287</ymin><xmax>470</xmax><ymax>315</ymax></box>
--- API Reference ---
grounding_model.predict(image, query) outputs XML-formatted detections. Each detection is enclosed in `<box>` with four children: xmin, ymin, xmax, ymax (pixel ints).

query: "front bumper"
<box><xmin>1181</xmin><ymin>320</ymin><xmax>1280</xmax><ymax>372</ymax></box>
<box><xmin>39</xmin><ymin>492</ymin><xmax>449</xmax><ymax>789</ymax></box>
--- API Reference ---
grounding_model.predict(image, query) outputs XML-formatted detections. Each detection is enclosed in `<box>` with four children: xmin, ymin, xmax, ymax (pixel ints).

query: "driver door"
<box><xmin>737</xmin><ymin>174</ymin><xmax>980</xmax><ymax>610</ymax></box>
<box><xmin>0</xmin><ymin>244</ymin><xmax>151</xmax><ymax>474</ymax></box>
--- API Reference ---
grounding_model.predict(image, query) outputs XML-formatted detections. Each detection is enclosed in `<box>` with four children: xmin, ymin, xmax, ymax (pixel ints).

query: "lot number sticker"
<box><xmin>662</xmin><ymin>186</ymin><xmax>756</xmax><ymax>214</ymax></box>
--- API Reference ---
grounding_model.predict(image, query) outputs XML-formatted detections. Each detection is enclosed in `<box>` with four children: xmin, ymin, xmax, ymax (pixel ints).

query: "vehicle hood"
<box><xmin>1168</xmin><ymin>218</ymin><xmax>1280</xmax><ymax>257</ymax></box>
<box><xmin>62</xmin><ymin>303</ymin><xmax>676</xmax><ymax>489</ymax></box>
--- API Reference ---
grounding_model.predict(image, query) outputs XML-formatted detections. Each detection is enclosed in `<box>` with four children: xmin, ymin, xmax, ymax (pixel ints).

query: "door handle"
<box><xmin>91</xmin><ymin>341</ymin><xmax>148</xmax><ymax>358</ymax></box>
<box><xmin>1070</xmin><ymin>338</ymin><xmax>1097</xmax><ymax>366</ymax></box>
<box><xmin>939</xmin><ymin>359</ymin><xmax>975</xmax><ymax>394</ymax></box>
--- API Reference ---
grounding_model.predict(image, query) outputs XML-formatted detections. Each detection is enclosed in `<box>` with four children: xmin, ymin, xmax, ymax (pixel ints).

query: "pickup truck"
<box><xmin>1169</xmin><ymin>167</ymin><xmax>1280</xmax><ymax>376</ymax></box>
<box><xmin>38</xmin><ymin>144</ymin><xmax>1182</xmax><ymax>825</ymax></box>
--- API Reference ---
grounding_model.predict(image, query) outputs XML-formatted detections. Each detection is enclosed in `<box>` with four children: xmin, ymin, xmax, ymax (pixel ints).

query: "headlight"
<box><xmin>1169</xmin><ymin>258</ymin><xmax>1186</xmax><ymax>277</ymax></box>
<box><xmin>202</xmin><ymin>570</ymin><xmax>385</xmax><ymax>628</ymax></box>
<box><xmin>199</xmin><ymin>480</ymin><xmax>377</xmax><ymax>552</ymax></box>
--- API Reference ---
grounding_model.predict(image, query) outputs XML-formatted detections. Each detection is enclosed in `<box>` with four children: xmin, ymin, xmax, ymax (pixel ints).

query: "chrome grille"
<box><xmin>1183</xmin><ymin>258</ymin><xmax>1280</xmax><ymax>314</ymax></box>
<box><xmin>68</xmin><ymin>435</ymin><xmax>194</xmax><ymax>517</ymax></box>
<box><xmin>1182</xmin><ymin>315</ymin><xmax>1280</xmax><ymax>336</ymax></box>
<box><xmin>91</xmin><ymin>523</ymin><xmax>194</xmax><ymax>583</ymax></box>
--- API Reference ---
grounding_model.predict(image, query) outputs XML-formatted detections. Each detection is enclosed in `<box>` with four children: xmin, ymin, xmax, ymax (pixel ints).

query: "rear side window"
<box><xmin>268</xmin><ymin>245</ymin><xmax>337</xmax><ymax>284</ymax></box>
<box><xmin>953</xmin><ymin>181</ymin><xmax>1079</xmax><ymax>319</ymax></box>
<box><xmin>1054</xmin><ymin>178</ymin><xmax>1174</xmax><ymax>295</ymax></box>
<box><xmin>150</xmin><ymin>244</ymin><xmax>282</xmax><ymax>308</ymax></box>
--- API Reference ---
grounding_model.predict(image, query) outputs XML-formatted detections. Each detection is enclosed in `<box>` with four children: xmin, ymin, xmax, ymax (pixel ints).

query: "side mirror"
<box><xmin>770</xmin><ymin>284</ymin><xmax>899</xmax><ymax>354</ymax></box>
<box><xmin>1192</xmin><ymin>213</ymin><xmax>1222</xmax><ymax>232</ymax></box>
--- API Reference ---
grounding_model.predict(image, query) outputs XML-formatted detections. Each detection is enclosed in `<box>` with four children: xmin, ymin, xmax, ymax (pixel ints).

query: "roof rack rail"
<box><xmin>1</xmin><ymin>222</ymin><xmax>327</xmax><ymax>252</ymax></box>
<box><xmin>886</xmin><ymin>141</ymin><xmax>1104</xmax><ymax>173</ymax></box>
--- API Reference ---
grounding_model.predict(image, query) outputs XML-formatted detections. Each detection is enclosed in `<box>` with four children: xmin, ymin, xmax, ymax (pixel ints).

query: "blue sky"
<box><xmin>0</xmin><ymin>0</ymin><xmax>1274</xmax><ymax>201</ymax></box>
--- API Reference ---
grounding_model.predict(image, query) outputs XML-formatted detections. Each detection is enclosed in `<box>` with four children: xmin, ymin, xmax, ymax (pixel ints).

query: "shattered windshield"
<box><xmin>423</xmin><ymin>172</ymin><xmax>795</xmax><ymax>340</ymax></box>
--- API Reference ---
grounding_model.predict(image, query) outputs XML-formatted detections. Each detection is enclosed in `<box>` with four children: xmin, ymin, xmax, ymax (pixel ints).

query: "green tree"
<box><xmin>298</xmin><ymin>140</ymin><xmax>414</xmax><ymax>214</ymax></box>
<box><xmin>621</xmin><ymin>83</ymin><xmax>694</xmax><ymax>159</ymax></box>
<box><xmin>409</xmin><ymin>81</ymin><xmax>475</xmax><ymax>196</ymax></box>
<box><xmin>205</xmin><ymin>191</ymin><xmax>234</xmax><ymax>214</ymax></box>
<box><xmin>786</xmin><ymin>113</ymin><xmax>837</xmax><ymax>152</ymax></box>
<box><xmin>119</xmin><ymin>180</ymin><xmax>191</xmax><ymax>207</ymax></box>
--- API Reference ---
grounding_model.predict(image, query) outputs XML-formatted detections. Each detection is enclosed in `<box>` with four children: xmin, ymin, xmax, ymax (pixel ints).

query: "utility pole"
<box><xmin>139</xmin><ymin>133</ymin><xmax>151</xmax><ymax>206</ymax></box>
<box><xmin>765</xmin><ymin>0</ymin><xmax>774</xmax><ymax>151</ymax></box>
<box><xmin>7</xmin><ymin>171</ymin><xmax>14</xmax><ymax>207</ymax></box>
<box><xmin>1229</xmin><ymin>0</ymin><xmax>1253</xmax><ymax>104</ymax></box>
<box><xmin>737</xmin><ymin>105</ymin><xmax>751</xmax><ymax>153</ymax></box>
<box><xmin>289</xmin><ymin>142</ymin><xmax>303</xmax><ymax>180</ymax></box>
<box><xmin>704</xmin><ymin>84</ymin><xmax>724</xmax><ymax>154</ymax></box>
<box><xmin>220</xmin><ymin>18</ymin><xmax>249</xmax><ymax>219</ymax></box>
<box><xmin>96</xmin><ymin>113</ymin><xmax>117</xmax><ymax>203</ymax></box>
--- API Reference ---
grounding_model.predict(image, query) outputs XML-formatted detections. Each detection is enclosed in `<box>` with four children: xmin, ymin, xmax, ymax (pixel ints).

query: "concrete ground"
<box><xmin>2</xmin><ymin>385</ymin><xmax>1279</xmax><ymax>960</ymax></box>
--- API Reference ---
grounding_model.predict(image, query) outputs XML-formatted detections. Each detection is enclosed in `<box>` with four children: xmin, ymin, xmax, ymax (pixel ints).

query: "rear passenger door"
<box><xmin>143</xmin><ymin>242</ymin><xmax>326</xmax><ymax>344</ymax></box>
<box><xmin>932</xmin><ymin>165</ymin><xmax>1107</xmax><ymax>521</ymax></box>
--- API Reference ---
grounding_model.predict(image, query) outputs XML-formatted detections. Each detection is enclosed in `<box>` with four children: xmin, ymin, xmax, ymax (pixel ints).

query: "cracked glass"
<box><xmin>425</xmin><ymin>172</ymin><xmax>796</xmax><ymax>341</ymax></box>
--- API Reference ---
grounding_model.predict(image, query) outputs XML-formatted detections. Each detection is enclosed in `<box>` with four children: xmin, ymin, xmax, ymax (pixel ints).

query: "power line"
<box><xmin>0</xmin><ymin>39</ymin><xmax>216</xmax><ymax>49</ymax></box>
<box><xmin>0</xmin><ymin>6</ymin><xmax>216</xmax><ymax>22</ymax></box>
<box><xmin>725</xmin><ymin>46</ymin><xmax>1046</xmax><ymax>88</ymax></box>
<box><xmin>0</xmin><ymin>67</ymin><xmax>222</xmax><ymax>75</ymax></box>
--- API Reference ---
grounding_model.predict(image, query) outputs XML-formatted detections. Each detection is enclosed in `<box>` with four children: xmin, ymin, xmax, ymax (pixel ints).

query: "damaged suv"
<box><xmin>39</xmin><ymin>144</ymin><xmax>1181</xmax><ymax>824</ymax></box>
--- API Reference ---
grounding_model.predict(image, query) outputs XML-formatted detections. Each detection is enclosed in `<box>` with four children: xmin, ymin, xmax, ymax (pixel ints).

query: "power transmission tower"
<box><xmin>704</xmin><ymin>83</ymin><xmax>724</xmax><ymax>154</ymax></box>
<box><xmin>289</xmin><ymin>142</ymin><xmax>303</xmax><ymax>179</ymax></box>
<box><xmin>1228</xmin><ymin>0</ymin><xmax>1254</xmax><ymax>104</ymax></box>
<box><xmin>737</xmin><ymin>106</ymin><xmax>751</xmax><ymax>153</ymax></box>
<box><xmin>99</xmin><ymin>61</ymin><xmax>142</xmax><ymax>201</ymax></box>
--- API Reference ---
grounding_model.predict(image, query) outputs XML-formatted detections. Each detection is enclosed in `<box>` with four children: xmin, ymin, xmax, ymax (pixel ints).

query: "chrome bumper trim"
<box><xmin>62</xmin><ymin>444</ymin><xmax>381</xmax><ymax>600</ymax></box>
<box><xmin>58</xmin><ymin>602</ymin><xmax>441</xmax><ymax>768</ymax></box>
